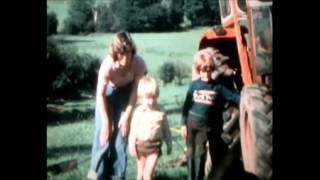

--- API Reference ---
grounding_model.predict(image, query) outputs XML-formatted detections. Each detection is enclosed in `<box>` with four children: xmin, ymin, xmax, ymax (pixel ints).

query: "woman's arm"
<box><xmin>118</xmin><ymin>56</ymin><xmax>147</xmax><ymax>137</ymax></box>
<box><xmin>96</xmin><ymin>59</ymin><xmax>111</xmax><ymax>145</ymax></box>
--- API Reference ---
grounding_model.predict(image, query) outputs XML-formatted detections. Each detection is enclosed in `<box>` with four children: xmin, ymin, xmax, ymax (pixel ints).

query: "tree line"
<box><xmin>48</xmin><ymin>0</ymin><xmax>221</xmax><ymax>35</ymax></box>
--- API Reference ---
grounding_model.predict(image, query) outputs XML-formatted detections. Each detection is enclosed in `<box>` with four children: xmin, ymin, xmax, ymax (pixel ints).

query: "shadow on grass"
<box><xmin>166</xmin><ymin>107</ymin><xmax>182</xmax><ymax>115</ymax></box>
<box><xmin>47</xmin><ymin>108</ymin><xmax>94</xmax><ymax>126</ymax></box>
<box><xmin>159</xmin><ymin>102</ymin><xmax>182</xmax><ymax>114</ymax></box>
<box><xmin>47</xmin><ymin>144</ymin><xmax>92</xmax><ymax>159</ymax></box>
<box><xmin>57</xmin><ymin>39</ymin><xmax>94</xmax><ymax>44</ymax></box>
<box><xmin>47</xmin><ymin>101</ymin><xmax>180</xmax><ymax>127</ymax></box>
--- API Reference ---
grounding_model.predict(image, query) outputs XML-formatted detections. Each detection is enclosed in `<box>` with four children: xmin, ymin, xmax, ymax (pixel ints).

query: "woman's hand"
<box><xmin>180</xmin><ymin>125</ymin><xmax>187</xmax><ymax>139</ymax></box>
<box><xmin>118</xmin><ymin>112</ymin><xmax>131</xmax><ymax>138</ymax></box>
<box><xmin>100</xmin><ymin>124</ymin><xmax>111</xmax><ymax>145</ymax></box>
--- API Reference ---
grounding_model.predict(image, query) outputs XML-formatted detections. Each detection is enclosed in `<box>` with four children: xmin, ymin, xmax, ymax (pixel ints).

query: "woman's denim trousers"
<box><xmin>89</xmin><ymin>82</ymin><xmax>133</xmax><ymax>180</ymax></box>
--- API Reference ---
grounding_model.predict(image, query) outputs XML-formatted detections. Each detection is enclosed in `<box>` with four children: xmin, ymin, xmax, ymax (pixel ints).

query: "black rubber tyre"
<box><xmin>240</xmin><ymin>84</ymin><xmax>272</xmax><ymax>180</ymax></box>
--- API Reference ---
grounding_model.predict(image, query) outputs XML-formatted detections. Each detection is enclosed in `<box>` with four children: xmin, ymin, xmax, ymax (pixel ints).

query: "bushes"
<box><xmin>184</xmin><ymin>0</ymin><xmax>220</xmax><ymax>26</ymax></box>
<box><xmin>51</xmin><ymin>51</ymin><xmax>99</xmax><ymax>99</ymax></box>
<box><xmin>158</xmin><ymin>60</ymin><xmax>190</xmax><ymax>86</ymax></box>
<box><xmin>47</xmin><ymin>38</ymin><xmax>66</xmax><ymax>96</ymax></box>
<box><xmin>47</xmin><ymin>37</ymin><xmax>100</xmax><ymax>100</ymax></box>
<box><xmin>124</xmin><ymin>2</ymin><xmax>184</xmax><ymax>32</ymax></box>
<box><xmin>174</xmin><ymin>60</ymin><xmax>190</xmax><ymax>85</ymax></box>
<box><xmin>47</xmin><ymin>12</ymin><xmax>58</xmax><ymax>35</ymax></box>
<box><xmin>158</xmin><ymin>61</ymin><xmax>175</xmax><ymax>85</ymax></box>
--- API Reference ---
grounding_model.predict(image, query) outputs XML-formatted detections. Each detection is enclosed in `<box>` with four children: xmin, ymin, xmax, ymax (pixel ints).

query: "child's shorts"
<box><xmin>136</xmin><ymin>139</ymin><xmax>162</xmax><ymax>157</ymax></box>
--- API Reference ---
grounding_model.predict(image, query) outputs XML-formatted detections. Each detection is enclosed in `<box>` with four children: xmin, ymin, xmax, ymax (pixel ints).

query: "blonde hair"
<box><xmin>137</xmin><ymin>76</ymin><xmax>159</xmax><ymax>99</ymax></box>
<box><xmin>194</xmin><ymin>47</ymin><xmax>217</xmax><ymax>72</ymax></box>
<box><xmin>108</xmin><ymin>31</ymin><xmax>137</xmax><ymax>61</ymax></box>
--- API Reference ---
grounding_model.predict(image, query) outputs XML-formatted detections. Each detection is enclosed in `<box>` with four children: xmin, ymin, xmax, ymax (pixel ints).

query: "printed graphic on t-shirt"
<box><xmin>193</xmin><ymin>90</ymin><xmax>217</xmax><ymax>105</ymax></box>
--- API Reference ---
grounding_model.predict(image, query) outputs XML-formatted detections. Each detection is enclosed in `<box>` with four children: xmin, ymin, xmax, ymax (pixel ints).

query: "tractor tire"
<box><xmin>240</xmin><ymin>84</ymin><xmax>272</xmax><ymax>180</ymax></box>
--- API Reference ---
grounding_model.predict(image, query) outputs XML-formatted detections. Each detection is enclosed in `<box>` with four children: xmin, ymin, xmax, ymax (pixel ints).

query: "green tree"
<box><xmin>63</xmin><ymin>0</ymin><xmax>95</xmax><ymax>34</ymax></box>
<box><xmin>109</xmin><ymin>0</ymin><xmax>130</xmax><ymax>31</ymax></box>
<box><xmin>184</xmin><ymin>0</ymin><xmax>220</xmax><ymax>26</ymax></box>
<box><xmin>47</xmin><ymin>12</ymin><xmax>58</xmax><ymax>35</ymax></box>
<box><xmin>95</xmin><ymin>3</ymin><xmax>114</xmax><ymax>32</ymax></box>
<box><xmin>109</xmin><ymin>0</ymin><xmax>184</xmax><ymax>32</ymax></box>
<box><xmin>166</xmin><ymin>0</ymin><xmax>184</xmax><ymax>30</ymax></box>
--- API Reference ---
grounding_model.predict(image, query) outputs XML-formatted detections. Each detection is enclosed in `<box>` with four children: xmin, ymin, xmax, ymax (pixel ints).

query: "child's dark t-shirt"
<box><xmin>181</xmin><ymin>79</ymin><xmax>240</xmax><ymax>127</ymax></box>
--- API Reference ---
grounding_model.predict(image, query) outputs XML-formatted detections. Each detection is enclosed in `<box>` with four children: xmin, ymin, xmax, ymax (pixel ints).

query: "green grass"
<box><xmin>47</xmin><ymin>120</ymin><xmax>93</xmax><ymax>179</ymax></box>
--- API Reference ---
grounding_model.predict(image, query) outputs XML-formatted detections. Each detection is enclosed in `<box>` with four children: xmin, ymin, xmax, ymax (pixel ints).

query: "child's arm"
<box><xmin>181</xmin><ymin>84</ymin><xmax>193</xmax><ymax>126</ymax></box>
<box><xmin>217</xmin><ymin>84</ymin><xmax>241</xmax><ymax>105</ymax></box>
<box><xmin>181</xmin><ymin>84</ymin><xmax>193</xmax><ymax>138</ymax></box>
<box><xmin>162</xmin><ymin>113</ymin><xmax>172</xmax><ymax>155</ymax></box>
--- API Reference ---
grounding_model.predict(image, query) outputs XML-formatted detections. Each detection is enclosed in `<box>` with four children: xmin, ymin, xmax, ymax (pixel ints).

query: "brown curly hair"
<box><xmin>108</xmin><ymin>31</ymin><xmax>137</xmax><ymax>61</ymax></box>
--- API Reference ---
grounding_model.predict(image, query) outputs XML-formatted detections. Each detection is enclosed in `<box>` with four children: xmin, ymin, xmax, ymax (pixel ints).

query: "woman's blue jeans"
<box><xmin>89</xmin><ymin>82</ymin><xmax>133</xmax><ymax>180</ymax></box>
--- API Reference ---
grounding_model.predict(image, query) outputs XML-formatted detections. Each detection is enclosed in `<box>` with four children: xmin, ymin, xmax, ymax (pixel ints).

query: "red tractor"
<box><xmin>198</xmin><ymin>0</ymin><xmax>272</xmax><ymax>179</ymax></box>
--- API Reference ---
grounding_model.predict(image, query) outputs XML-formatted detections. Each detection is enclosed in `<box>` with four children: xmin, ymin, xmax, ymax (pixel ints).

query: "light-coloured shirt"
<box><xmin>101</xmin><ymin>54</ymin><xmax>146</xmax><ymax>87</ymax></box>
<box><xmin>129</xmin><ymin>104</ymin><xmax>172</xmax><ymax>150</ymax></box>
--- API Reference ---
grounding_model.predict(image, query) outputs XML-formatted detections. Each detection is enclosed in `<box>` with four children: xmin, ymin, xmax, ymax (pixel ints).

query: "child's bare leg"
<box><xmin>137</xmin><ymin>156</ymin><xmax>146</xmax><ymax>180</ymax></box>
<box><xmin>143</xmin><ymin>153</ymin><xmax>159</xmax><ymax>180</ymax></box>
